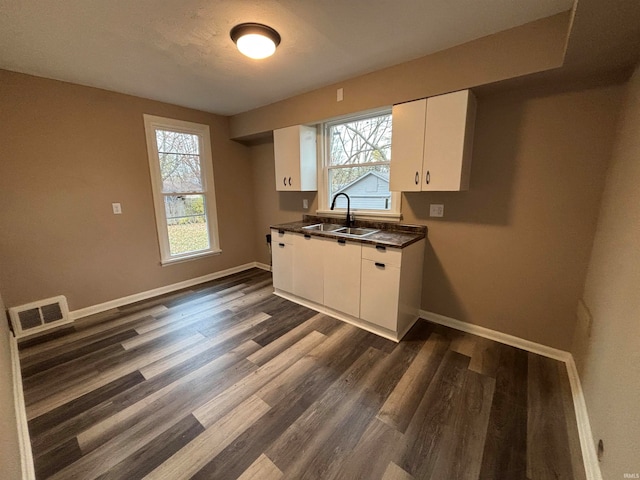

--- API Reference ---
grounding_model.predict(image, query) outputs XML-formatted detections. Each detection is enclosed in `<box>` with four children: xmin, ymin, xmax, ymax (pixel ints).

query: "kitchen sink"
<box><xmin>302</xmin><ymin>223</ymin><xmax>345</xmax><ymax>232</ymax></box>
<box><xmin>334</xmin><ymin>227</ymin><xmax>379</xmax><ymax>237</ymax></box>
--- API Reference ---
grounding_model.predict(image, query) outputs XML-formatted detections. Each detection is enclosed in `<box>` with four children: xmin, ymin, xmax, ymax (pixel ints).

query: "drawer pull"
<box><xmin>304</xmin><ymin>234</ymin><xmax>311</xmax><ymax>239</ymax></box>
<box><xmin>278</xmin><ymin>243</ymin><xmax>285</xmax><ymax>247</ymax></box>
<box><xmin>337</xmin><ymin>239</ymin><xmax>346</xmax><ymax>245</ymax></box>
<box><xmin>375</xmin><ymin>262</ymin><xmax>385</xmax><ymax>268</ymax></box>
<box><xmin>375</xmin><ymin>245</ymin><xmax>386</xmax><ymax>252</ymax></box>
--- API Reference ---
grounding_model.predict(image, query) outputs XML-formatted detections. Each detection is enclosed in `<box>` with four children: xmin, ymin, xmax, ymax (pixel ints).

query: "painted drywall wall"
<box><xmin>249</xmin><ymin>81</ymin><xmax>623</xmax><ymax>351</ymax></box>
<box><xmin>402</xmin><ymin>82</ymin><xmax>623</xmax><ymax>351</ymax></box>
<box><xmin>0</xmin><ymin>290</ymin><xmax>22</xmax><ymax>479</ymax></box>
<box><xmin>0</xmin><ymin>70</ymin><xmax>256</xmax><ymax>311</ymax></box>
<box><xmin>572</xmin><ymin>64</ymin><xmax>640</xmax><ymax>478</ymax></box>
<box><xmin>230</xmin><ymin>12</ymin><xmax>571</xmax><ymax>139</ymax></box>
<box><xmin>250</xmin><ymin>142</ymin><xmax>318</xmax><ymax>266</ymax></box>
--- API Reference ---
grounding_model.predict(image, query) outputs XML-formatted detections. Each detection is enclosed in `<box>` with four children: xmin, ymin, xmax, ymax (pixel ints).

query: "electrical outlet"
<box><xmin>302</xmin><ymin>199</ymin><xmax>309</xmax><ymax>209</ymax></box>
<box><xmin>337</xmin><ymin>88</ymin><xmax>344</xmax><ymax>102</ymax></box>
<box><xmin>429</xmin><ymin>204</ymin><xmax>444</xmax><ymax>217</ymax></box>
<box><xmin>112</xmin><ymin>203</ymin><xmax>122</xmax><ymax>215</ymax></box>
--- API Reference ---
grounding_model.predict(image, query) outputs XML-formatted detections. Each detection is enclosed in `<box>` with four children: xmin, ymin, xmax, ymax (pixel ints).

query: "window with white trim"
<box><xmin>319</xmin><ymin>110</ymin><xmax>401</xmax><ymax>218</ymax></box>
<box><xmin>143</xmin><ymin>115</ymin><xmax>221</xmax><ymax>265</ymax></box>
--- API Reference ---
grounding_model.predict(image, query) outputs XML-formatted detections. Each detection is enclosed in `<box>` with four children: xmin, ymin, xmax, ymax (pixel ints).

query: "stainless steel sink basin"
<box><xmin>302</xmin><ymin>223</ymin><xmax>345</xmax><ymax>232</ymax></box>
<box><xmin>334</xmin><ymin>227</ymin><xmax>379</xmax><ymax>237</ymax></box>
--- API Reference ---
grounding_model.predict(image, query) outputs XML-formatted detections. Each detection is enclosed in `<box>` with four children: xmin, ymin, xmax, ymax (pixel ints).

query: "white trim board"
<box><xmin>420</xmin><ymin>310</ymin><xmax>602</xmax><ymax>480</ymax></box>
<box><xmin>70</xmin><ymin>262</ymin><xmax>269</xmax><ymax>320</ymax></box>
<box><xmin>275</xmin><ymin>290</ymin><xmax>419</xmax><ymax>342</ymax></box>
<box><xmin>565</xmin><ymin>356</ymin><xmax>602</xmax><ymax>480</ymax></box>
<box><xmin>9</xmin><ymin>332</ymin><xmax>35</xmax><ymax>480</ymax></box>
<box><xmin>419</xmin><ymin>310</ymin><xmax>570</xmax><ymax>362</ymax></box>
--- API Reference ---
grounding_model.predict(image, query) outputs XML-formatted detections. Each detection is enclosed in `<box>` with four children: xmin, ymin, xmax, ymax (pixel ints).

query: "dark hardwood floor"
<box><xmin>19</xmin><ymin>268</ymin><xmax>586</xmax><ymax>479</ymax></box>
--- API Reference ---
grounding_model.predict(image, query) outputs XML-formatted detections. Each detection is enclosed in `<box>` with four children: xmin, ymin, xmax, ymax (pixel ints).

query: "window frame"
<box><xmin>317</xmin><ymin>108</ymin><xmax>401</xmax><ymax>221</ymax></box>
<box><xmin>143</xmin><ymin>114</ymin><xmax>221</xmax><ymax>265</ymax></box>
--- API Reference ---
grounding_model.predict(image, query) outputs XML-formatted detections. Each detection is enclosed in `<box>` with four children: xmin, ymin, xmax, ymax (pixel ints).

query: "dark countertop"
<box><xmin>271</xmin><ymin>215</ymin><xmax>427</xmax><ymax>248</ymax></box>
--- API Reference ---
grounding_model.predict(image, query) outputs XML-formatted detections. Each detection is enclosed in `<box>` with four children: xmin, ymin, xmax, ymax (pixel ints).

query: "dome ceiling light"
<box><xmin>230</xmin><ymin>23</ymin><xmax>281</xmax><ymax>59</ymax></box>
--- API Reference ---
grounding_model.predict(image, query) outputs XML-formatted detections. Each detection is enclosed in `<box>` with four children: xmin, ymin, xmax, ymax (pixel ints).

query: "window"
<box><xmin>319</xmin><ymin>110</ymin><xmax>400</xmax><ymax>218</ymax></box>
<box><xmin>143</xmin><ymin>115</ymin><xmax>220</xmax><ymax>265</ymax></box>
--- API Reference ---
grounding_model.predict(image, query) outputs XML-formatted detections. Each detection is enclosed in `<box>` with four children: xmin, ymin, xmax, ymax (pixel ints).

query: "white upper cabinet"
<box><xmin>273</xmin><ymin>125</ymin><xmax>317</xmax><ymax>191</ymax></box>
<box><xmin>390</xmin><ymin>89</ymin><xmax>476</xmax><ymax>192</ymax></box>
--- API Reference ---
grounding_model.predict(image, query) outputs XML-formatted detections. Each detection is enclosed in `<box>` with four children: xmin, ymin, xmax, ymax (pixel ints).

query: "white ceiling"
<box><xmin>0</xmin><ymin>0</ymin><xmax>573</xmax><ymax>115</ymax></box>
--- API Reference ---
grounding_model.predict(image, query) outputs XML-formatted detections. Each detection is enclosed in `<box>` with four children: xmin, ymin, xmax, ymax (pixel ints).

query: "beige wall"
<box><xmin>0</xmin><ymin>70</ymin><xmax>256</xmax><ymax>311</ymax></box>
<box><xmin>572</xmin><ymin>64</ymin><xmax>640</xmax><ymax>478</ymax></box>
<box><xmin>230</xmin><ymin>12</ymin><xmax>570</xmax><ymax>139</ymax></box>
<box><xmin>0</xmin><ymin>289</ymin><xmax>22</xmax><ymax>479</ymax></box>
<box><xmin>249</xmin><ymin>81</ymin><xmax>623</xmax><ymax>351</ymax></box>
<box><xmin>403</xmin><ymin>82</ymin><xmax>623</xmax><ymax>350</ymax></box>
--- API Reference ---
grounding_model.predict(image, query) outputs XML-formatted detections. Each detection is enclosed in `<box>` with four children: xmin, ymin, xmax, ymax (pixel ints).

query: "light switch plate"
<box><xmin>112</xmin><ymin>203</ymin><xmax>122</xmax><ymax>215</ymax></box>
<box><xmin>429</xmin><ymin>204</ymin><xmax>444</xmax><ymax>217</ymax></box>
<box><xmin>337</xmin><ymin>88</ymin><xmax>344</xmax><ymax>102</ymax></box>
<box><xmin>302</xmin><ymin>199</ymin><xmax>309</xmax><ymax>209</ymax></box>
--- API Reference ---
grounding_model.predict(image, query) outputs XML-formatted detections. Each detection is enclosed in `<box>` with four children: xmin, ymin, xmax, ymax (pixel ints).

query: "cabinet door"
<box><xmin>273</xmin><ymin>125</ymin><xmax>317</xmax><ymax>191</ymax></box>
<box><xmin>423</xmin><ymin>90</ymin><xmax>476</xmax><ymax>191</ymax></box>
<box><xmin>272</xmin><ymin>240</ymin><xmax>293</xmax><ymax>293</ymax></box>
<box><xmin>273</xmin><ymin>126</ymin><xmax>299</xmax><ymax>191</ymax></box>
<box><xmin>323</xmin><ymin>239</ymin><xmax>362</xmax><ymax>318</ymax></box>
<box><xmin>293</xmin><ymin>234</ymin><xmax>324</xmax><ymax>304</ymax></box>
<box><xmin>390</xmin><ymin>99</ymin><xmax>427</xmax><ymax>192</ymax></box>
<box><xmin>360</xmin><ymin>259</ymin><xmax>400</xmax><ymax>331</ymax></box>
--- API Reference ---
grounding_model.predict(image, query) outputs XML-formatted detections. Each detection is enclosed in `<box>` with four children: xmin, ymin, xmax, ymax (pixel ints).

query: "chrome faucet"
<box><xmin>330</xmin><ymin>193</ymin><xmax>353</xmax><ymax>228</ymax></box>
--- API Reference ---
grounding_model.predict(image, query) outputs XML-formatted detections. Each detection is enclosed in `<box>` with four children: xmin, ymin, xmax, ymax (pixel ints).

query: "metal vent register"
<box><xmin>8</xmin><ymin>295</ymin><xmax>72</xmax><ymax>339</ymax></box>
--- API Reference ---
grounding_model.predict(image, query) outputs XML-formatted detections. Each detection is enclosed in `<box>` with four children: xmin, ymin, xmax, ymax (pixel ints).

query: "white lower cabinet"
<box><xmin>360</xmin><ymin>260</ymin><xmax>401</xmax><ymax>331</ymax></box>
<box><xmin>271</xmin><ymin>229</ymin><xmax>294</xmax><ymax>293</ymax></box>
<box><xmin>359</xmin><ymin>242</ymin><xmax>425</xmax><ymax>335</ymax></box>
<box><xmin>271</xmin><ymin>228</ymin><xmax>425</xmax><ymax>341</ymax></box>
<box><xmin>293</xmin><ymin>233</ymin><xmax>324</xmax><ymax>304</ymax></box>
<box><xmin>323</xmin><ymin>238</ymin><xmax>362</xmax><ymax>318</ymax></box>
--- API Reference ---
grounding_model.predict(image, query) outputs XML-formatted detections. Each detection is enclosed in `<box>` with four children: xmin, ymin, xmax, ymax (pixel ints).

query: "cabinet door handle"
<box><xmin>278</xmin><ymin>229</ymin><xmax>285</xmax><ymax>234</ymax></box>
<box><xmin>337</xmin><ymin>239</ymin><xmax>346</xmax><ymax>245</ymax></box>
<box><xmin>304</xmin><ymin>234</ymin><xmax>311</xmax><ymax>239</ymax></box>
<box><xmin>415</xmin><ymin>172</ymin><xmax>419</xmax><ymax>185</ymax></box>
<box><xmin>283</xmin><ymin>176</ymin><xmax>287</xmax><ymax>187</ymax></box>
<box><xmin>375</xmin><ymin>245</ymin><xmax>386</xmax><ymax>252</ymax></box>
<box><xmin>278</xmin><ymin>243</ymin><xmax>285</xmax><ymax>247</ymax></box>
<box><xmin>288</xmin><ymin>177</ymin><xmax>292</xmax><ymax>186</ymax></box>
<box><xmin>375</xmin><ymin>262</ymin><xmax>385</xmax><ymax>268</ymax></box>
<box><xmin>426</xmin><ymin>170</ymin><xmax>430</xmax><ymax>185</ymax></box>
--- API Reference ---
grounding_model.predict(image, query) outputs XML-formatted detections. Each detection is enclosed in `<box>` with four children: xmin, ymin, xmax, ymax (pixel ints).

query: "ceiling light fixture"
<box><xmin>230</xmin><ymin>23</ymin><xmax>281</xmax><ymax>60</ymax></box>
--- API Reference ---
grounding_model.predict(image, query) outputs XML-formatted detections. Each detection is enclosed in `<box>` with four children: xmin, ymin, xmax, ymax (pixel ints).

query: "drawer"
<box><xmin>361</xmin><ymin>244</ymin><xmax>402</xmax><ymax>267</ymax></box>
<box><xmin>271</xmin><ymin>228</ymin><xmax>294</xmax><ymax>245</ymax></box>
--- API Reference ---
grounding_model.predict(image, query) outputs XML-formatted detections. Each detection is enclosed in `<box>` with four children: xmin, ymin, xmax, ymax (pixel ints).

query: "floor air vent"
<box><xmin>8</xmin><ymin>295</ymin><xmax>72</xmax><ymax>339</ymax></box>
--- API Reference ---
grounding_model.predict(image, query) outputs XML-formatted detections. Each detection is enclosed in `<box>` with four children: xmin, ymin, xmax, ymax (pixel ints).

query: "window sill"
<box><xmin>160</xmin><ymin>249</ymin><xmax>222</xmax><ymax>266</ymax></box>
<box><xmin>315</xmin><ymin>209</ymin><xmax>402</xmax><ymax>222</ymax></box>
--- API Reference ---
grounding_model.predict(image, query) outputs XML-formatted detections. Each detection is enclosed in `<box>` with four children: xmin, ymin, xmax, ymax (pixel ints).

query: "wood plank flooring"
<box><xmin>19</xmin><ymin>268</ymin><xmax>587</xmax><ymax>479</ymax></box>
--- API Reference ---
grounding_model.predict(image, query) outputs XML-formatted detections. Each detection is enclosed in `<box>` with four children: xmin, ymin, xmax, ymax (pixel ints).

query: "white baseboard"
<box><xmin>254</xmin><ymin>262</ymin><xmax>271</xmax><ymax>272</ymax></box>
<box><xmin>565</xmin><ymin>356</ymin><xmax>602</xmax><ymax>480</ymax></box>
<box><xmin>419</xmin><ymin>310</ymin><xmax>571</xmax><ymax>362</ymax></box>
<box><xmin>70</xmin><ymin>262</ymin><xmax>268</xmax><ymax>320</ymax></box>
<box><xmin>10</xmin><ymin>333</ymin><xmax>35</xmax><ymax>480</ymax></box>
<box><xmin>274</xmin><ymin>290</ymin><xmax>414</xmax><ymax>342</ymax></box>
<box><xmin>419</xmin><ymin>310</ymin><xmax>601</xmax><ymax>480</ymax></box>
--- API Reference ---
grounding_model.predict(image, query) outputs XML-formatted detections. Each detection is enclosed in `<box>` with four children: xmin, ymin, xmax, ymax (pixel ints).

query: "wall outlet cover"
<box><xmin>429</xmin><ymin>204</ymin><xmax>444</xmax><ymax>217</ymax></box>
<box><xmin>112</xmin><ymin>203</ymin><xmax>122</xmax><ymax>214</ymax></box>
